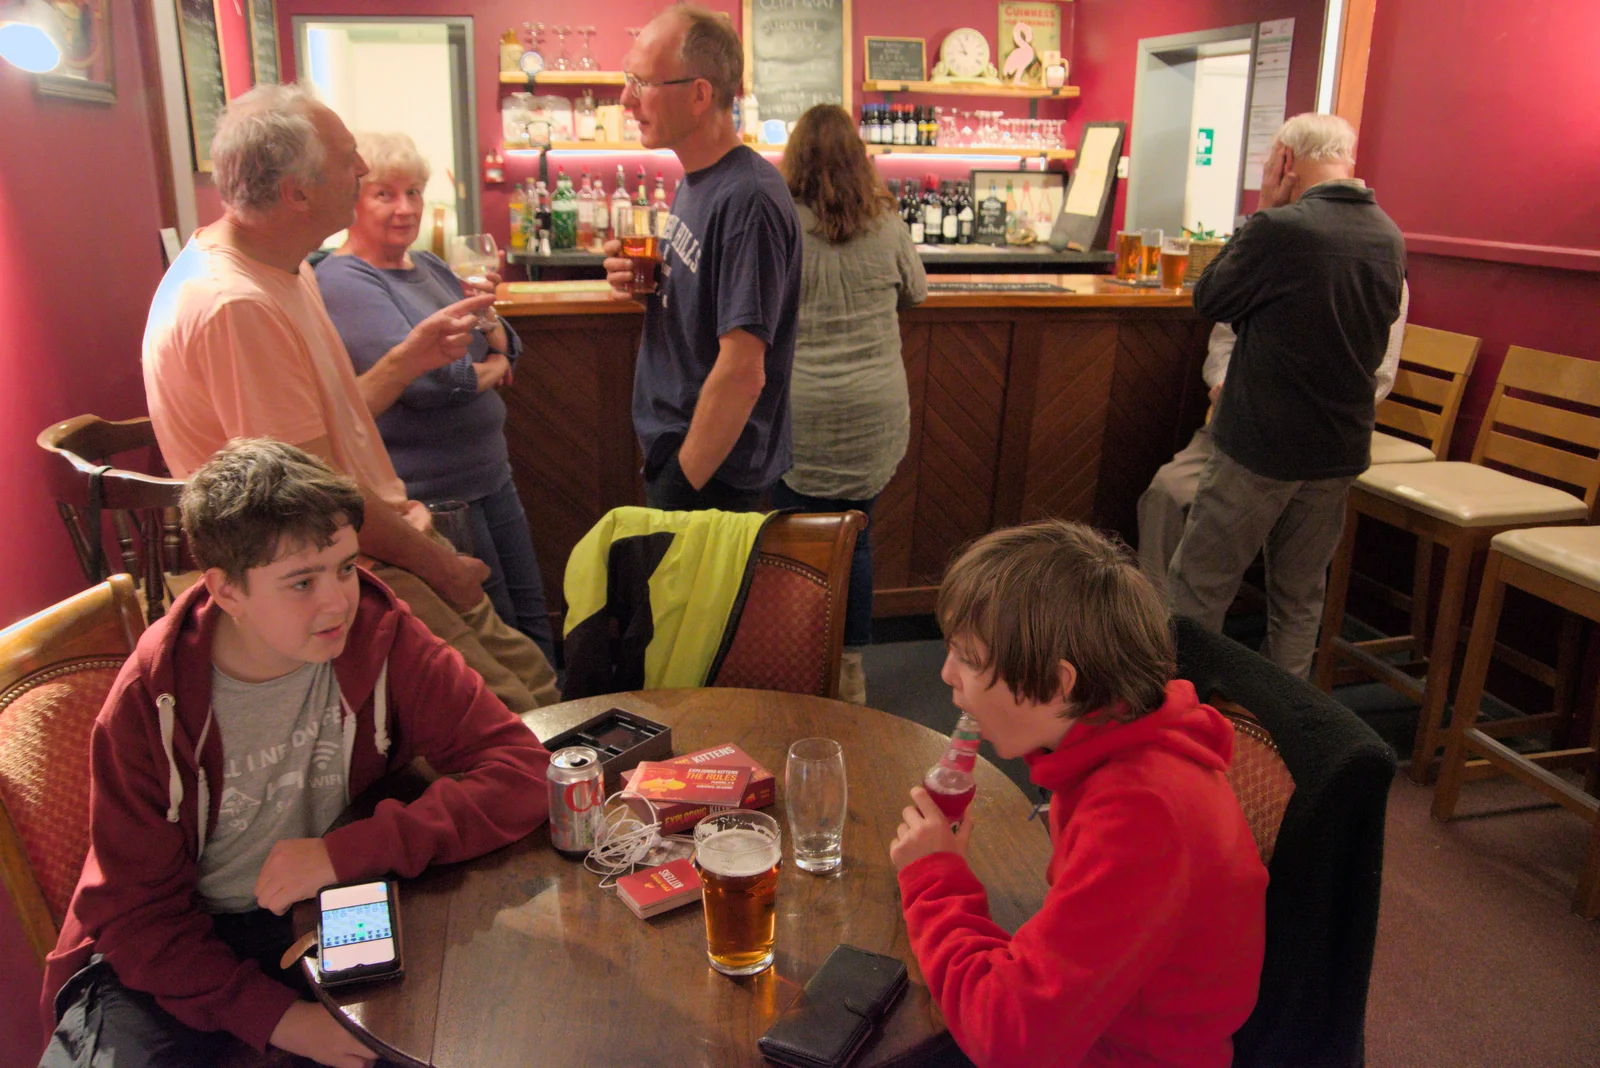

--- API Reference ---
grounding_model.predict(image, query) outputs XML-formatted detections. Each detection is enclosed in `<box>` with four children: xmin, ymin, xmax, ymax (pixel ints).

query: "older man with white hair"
<box><xmin>142</xmin><ymin>83</ymin><xmax>559</xmax><ymax>712</ymax></box>
<box><xmin>1167</xmin><ymin>112</ymin><xmax>1406</xmax><ymax>678</ymax></box>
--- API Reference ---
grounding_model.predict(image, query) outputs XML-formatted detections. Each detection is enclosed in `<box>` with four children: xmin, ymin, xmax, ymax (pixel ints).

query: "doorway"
<box><xmin>1126</xmin><ymin>25</ymin><xmax>1256</xmax><ymax>238</ymax></box>
<box><xmin>293</xmin><ymin>16</ymin><xmax>479</xmax><ymax>242</ymax></box>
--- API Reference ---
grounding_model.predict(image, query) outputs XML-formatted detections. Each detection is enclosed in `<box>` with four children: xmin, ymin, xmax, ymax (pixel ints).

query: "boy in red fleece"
<box><xmin>40</xmin><ymin>440</ymin><xmax>553</xmax><ymax>1068</ymax></box>
<box><xmin>891</xmin><ymin>520</ymin><xmax>1268</xmax><ymax>1068</ymax></box>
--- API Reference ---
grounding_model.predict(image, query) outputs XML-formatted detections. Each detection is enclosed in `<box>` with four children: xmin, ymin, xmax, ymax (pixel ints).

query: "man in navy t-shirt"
<box><xmin>603</xmin><ymin>4</ymin><xmax>801</xmax><ymax>511</ymax></box>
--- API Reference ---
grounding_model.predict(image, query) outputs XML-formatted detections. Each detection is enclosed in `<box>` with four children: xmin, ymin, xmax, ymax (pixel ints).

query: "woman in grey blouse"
<box><xmin>778</xmin><ymin>105</ymin><xmax>928</xmax><ymax>704</ymax></box>
<box><xmin>316</xmin><ymin>132</ymin><xmax>554</xmax><ymax>661</ymax></box>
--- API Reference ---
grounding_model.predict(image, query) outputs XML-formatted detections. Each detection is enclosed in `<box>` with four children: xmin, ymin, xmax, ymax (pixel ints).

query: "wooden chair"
<box><xmin>1367</xmin><ymin>323</ymin><xmax>1482</xmax><ymax>465</ymax></box>
<box><xmin>37</xmin><ymin>415</ymin><xmax>187</xmax><ymax>623</ymax></box>
<box><xmin>1175</xmin><ymin>618</ymin><xmax>1395</xmax><ymax>1068</ymax></box>
<box><xmin>1433</xmin><ymin>526</ymin><xmax>1600</xmax><ymax>917</ymax></box>
<box><xmin>1314</xmin><ymin>345</ymin><xmax>1600</xmax><ymax>783</ymax></box>
<box><xmin>712</xmin><ymin>511</ymin><xmax>867</xmax><ymax>700</ymax></box>
<box><xmin>0</xmin><ymin>575</ymin><xmax>143</xmax><ymax>965</ymax></box>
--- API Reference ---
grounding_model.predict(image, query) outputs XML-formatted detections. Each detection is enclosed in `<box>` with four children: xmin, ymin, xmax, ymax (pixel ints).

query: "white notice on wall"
<box><xmin>1243</xmin><ymin>18</ymin><xmax>1294</xmax><ymax>191</ymax></box>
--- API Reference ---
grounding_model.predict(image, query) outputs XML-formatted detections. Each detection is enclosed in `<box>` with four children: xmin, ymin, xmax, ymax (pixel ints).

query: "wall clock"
<box><xmin>932</xmin><ymin>28</ymin><xmax>998</xmax><ymax>83</ymax></box>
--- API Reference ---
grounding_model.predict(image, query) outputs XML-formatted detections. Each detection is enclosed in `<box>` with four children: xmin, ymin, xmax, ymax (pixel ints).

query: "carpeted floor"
<box><xmin>860</xmin><ymin>625</ymin><xmax>1600</xmax><ymax>1068</ymax></box>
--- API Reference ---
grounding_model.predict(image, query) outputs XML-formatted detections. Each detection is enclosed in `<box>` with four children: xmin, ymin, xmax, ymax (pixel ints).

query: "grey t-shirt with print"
<box><xmin>196</xmin><ymin>661</ymin><xmax>349</xmax><ymax>914</ymax></box>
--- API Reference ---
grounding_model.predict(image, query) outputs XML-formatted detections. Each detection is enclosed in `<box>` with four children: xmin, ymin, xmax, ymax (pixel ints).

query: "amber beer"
<box><xmin>1159</xmin><ymin>236</ymin><xmax>1191</xmax><ymax>289</ymax></box>
<box><xmin>1140</xmin><ymin>228</ymin><xmax>1164</xmax><ymax>284</ymax></box>
<box><xmin>622</xmin><ymin>233</ymin><xmax>659</xmax><ymax>294</ymax></box>
<box><xmin>694</xmin><ymin>810</ymin><xmax>781</xmax><ymax>975</ymax></box>
<box><xmin>1114</xmin><ymin>231</ymin><xmax>1142</xmax><ymax>281</ymax></box>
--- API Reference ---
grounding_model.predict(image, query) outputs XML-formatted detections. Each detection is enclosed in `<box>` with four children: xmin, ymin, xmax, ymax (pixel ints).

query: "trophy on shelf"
<box><xmin>930</xmin><ymin>28</ymin><xmax>1000</xmax><ymax>84</ymax></box>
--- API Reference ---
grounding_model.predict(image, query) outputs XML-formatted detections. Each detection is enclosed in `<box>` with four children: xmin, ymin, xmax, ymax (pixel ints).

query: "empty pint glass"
<box><xmin>694</xmin><ymin>809</ymin><xmax>781</xmax><ymax>975</ymax></box>
<box><xmin>621</xmin><ymin>233</ymin><xmax>659</xmax><ymax>294</ymax></box>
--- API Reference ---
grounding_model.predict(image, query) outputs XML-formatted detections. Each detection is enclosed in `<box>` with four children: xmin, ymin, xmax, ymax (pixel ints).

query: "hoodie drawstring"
<box><xmin>194</xmin><ymin>709</ymin><xmax>214</xmax><ymax>856</ymax></box>
<box><xmin>157</xmin><ymin>694</ymin><xmax>182</xmax><ymax>824</ymax></box>
<box><xmin>373</xmin><ymin>660</ymin><xmax>390</xmax><ymax>757</ymax></box>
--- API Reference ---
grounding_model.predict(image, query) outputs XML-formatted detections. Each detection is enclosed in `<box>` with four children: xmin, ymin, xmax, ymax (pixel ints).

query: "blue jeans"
<box><xmin>460</xmin><ymin>478</ymin><xmax>556</xmax><ymax>664</ymax></box>
<box><xmin>769</xmin><ymin>483</ymin><xmax>876</xmax><ymax>648</ymax></box>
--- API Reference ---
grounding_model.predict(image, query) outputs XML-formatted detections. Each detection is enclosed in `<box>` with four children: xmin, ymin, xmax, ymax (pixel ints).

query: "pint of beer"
<box><xmin>621</xmin><ymin>233</ymin><xmax>659</xmax><ymax>294</ymax></box>
<box><xmin>1114</xmin><ymin>231</ymin><xmax>1142</xmax><ymax>281</ymax></box>
<box><xmin>1140</xmin><ymin>228</ymin><xmax>1164</xmax><ymax>284</ymax></box>
<box><xmin>1160</xmin><ymin>236</ymin><xmax>1191</xmax><ymax>289</ymax></box>
<box><xmin>694</xmin><ymin>810</ymin><xmax>781</xmax><ymax>975</ymax></box>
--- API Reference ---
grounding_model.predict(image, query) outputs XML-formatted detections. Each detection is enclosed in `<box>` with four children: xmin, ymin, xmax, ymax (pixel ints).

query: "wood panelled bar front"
<box><xmin>496</xmin><ymin>276</ymin><xmax>1211</xmax><ymax>621</ymax></box>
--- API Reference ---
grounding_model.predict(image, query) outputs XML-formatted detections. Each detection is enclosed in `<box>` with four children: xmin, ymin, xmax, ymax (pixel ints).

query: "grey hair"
<box><xmin>1274</xmin><ymin>112</ymin><xmax>1357</xmax><ymax>164</ymax></box>
<box><xmin>674</xmin><ymin>5</ymin><xmax>743</xmax><ymax>111</ymax></box>
<box><xmin>211</xmin><ymin>82</ymin><xmax>327</xmax><ymax>216</ymax></box>
<box><xmin>356</xmin><ymin>131</ymin><xmax>430</xmax><ymax>187</ymax></box>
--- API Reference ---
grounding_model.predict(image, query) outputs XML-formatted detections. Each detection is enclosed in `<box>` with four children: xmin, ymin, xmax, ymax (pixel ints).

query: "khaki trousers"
<box><xmin>1136</xmin><ymin>424</ymin><xmax>1216</xmax><ymax>597</ymax></box>
<box><xmin>1168</xmin><ymin>447</ymin><xmax>1354</xmax><ymax>680</ymax></box>
<box><xmin>166</xmin><ymin>566</ymin><xmax>561</xmax><ymax>712</ymax></box>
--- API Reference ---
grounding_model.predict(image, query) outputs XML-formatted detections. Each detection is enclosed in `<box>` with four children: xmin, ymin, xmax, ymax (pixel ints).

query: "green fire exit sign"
<box><xmin>1195</xmin><ymin>127</ymin><xmax>1214</xmax><ymax>166</ymax></box>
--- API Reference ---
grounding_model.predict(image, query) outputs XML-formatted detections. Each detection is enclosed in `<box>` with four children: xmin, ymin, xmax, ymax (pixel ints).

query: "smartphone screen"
<box><xmin>319</xmin><ymin>881</ymin><xmax>397</xmax><ymax>976</ymax></box>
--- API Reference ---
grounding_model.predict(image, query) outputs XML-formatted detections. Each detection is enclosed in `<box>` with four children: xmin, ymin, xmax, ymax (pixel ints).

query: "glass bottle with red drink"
<box><xmin>923</xmin><ymin>711</ymin><xmax>981</xmax><ymax>824</ymax></box>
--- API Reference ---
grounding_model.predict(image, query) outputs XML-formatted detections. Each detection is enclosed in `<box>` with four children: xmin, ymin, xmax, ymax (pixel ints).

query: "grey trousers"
<box><xmin>1168</xmin><ymin>447</ymin><xmax>1354</xmax><ymax>679</ymax></box>
<box><xmin>1136</xmin><ymin>424</ymin><xmax>1216</xmax><ymax>596</ymax></box>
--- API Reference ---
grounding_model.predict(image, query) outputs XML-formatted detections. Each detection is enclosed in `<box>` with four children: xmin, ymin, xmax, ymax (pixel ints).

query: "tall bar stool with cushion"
<box><xmin>712</xmin><ymin>512</ymin><xmax>866</xmax><ymax>699</ymax></box>
<box><xmin>1315</xmin><ymin>345</ymin><xmax>1600</xmax><ymax>783</ymax></box>
<box><xmin>1366</xmin><ymin>323</ymin><xmax>1481</xmax><ymax>466</ymax></box>
<box><xmin>37</xmin><ymin>415</ymin><xmax>186</xmax><ymax>623</ymax></box>
<box><xmin>1433</xmin><ymin>526</ymin><xmax>1600</xmax><ymax>917</ymax></box>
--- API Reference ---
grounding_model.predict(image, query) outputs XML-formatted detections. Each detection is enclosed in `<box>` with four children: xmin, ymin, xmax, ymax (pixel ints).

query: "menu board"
<box><xmin>176</xmin><ymin>0</ymin><xmax>227</xmax><ymax>172</ymax></box>
<box><xmin>864</xmin><ymin>37</ymin><xmax>924</xmax><ymax>83</ymax></box>
<box><xmin>743</xmin><ymin>0</ymin><xmax>852</xmax><ymax>126</ymax></box>
<box><xmin>247</xmin><ymin>0</ymin><xmax>279</xmax><ymax>85</ymax></box>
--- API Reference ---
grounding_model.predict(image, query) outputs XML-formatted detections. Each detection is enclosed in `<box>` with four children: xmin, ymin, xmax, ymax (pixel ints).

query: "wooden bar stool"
<box><xmin>1368</xmin><ymin>323</ymin><xmax>1481</xmax><ymax>466</ymax></box>
<box><xmin>1314</xmin><ymin>345</ymin><xmax>1600</xmax><ymax>783</ymax></box>
<box><xmin>1432</xmin><ymin>526</ymin><xmax>1600</xmax><ymax>917</ymax></box>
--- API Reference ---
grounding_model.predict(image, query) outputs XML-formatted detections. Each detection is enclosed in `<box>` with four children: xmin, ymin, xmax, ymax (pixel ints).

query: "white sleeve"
<box><xmin>1202</xmin><ymin>322</ymin><xmax>1235</xmax><ymax>389</ymax></box>
<box><xmin>1373</xmin><ymin>280</ymin><xmax>1409</xmax><ymax>403</ymax></box>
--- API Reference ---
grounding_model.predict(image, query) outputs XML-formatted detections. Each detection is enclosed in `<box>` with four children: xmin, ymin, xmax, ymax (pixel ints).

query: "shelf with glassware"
<box><xmin>499</xmin><ymin>70</ymin><xmax>626</xmax><ymax>86</ymax></box>
<box><xmin>861</xmin><ymin>79</ymin><xmax>1079</xmax><ymax>99</ymax></box>
<box><xmin>868</xmin><ymin>145</ymin><xmax>1074</xmax><ymax>161</ymax></box>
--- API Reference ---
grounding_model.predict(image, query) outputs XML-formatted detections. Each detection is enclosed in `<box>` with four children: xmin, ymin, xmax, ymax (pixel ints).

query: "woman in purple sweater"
<box><xmin>316</xmin><ymin>132</ymin><xmax>553</xmax><ymax>660</ymax></box>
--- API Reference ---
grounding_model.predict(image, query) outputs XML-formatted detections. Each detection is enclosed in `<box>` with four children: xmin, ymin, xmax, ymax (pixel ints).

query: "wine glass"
<box><xmin>576</xmin><ymin>26</ymin><xmax>599</xmax><ymax>71</ymax></box>
<box><xmin>447</xmin><ymin>234</ymin><xmax>500</xmax><ymax>330</ymax></box>
<box><xmin>550</xmin><ymin>26</ymin><xmax>572</xmax><ymax>71</ymax></box>
<box><xmin>958</xmin><ymin>109</ymin><xmax>974</xmax><ymax>148</ymax></box>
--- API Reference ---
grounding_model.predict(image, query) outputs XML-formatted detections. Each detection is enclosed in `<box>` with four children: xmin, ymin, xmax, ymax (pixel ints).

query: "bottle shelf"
<box><xmin>499</xmin><ymin>70</ymin><xmax>626</xmax><ymax>86</ymax></box>
<box><xmin>867</xmin><ymin>144</ymin><xmax>1074</xmax><ymax>161</ymax></box>
<box><xmin>861</xmin><ymin>79</ymin><xmax>1079</xmax><ymax>99</ymax></box>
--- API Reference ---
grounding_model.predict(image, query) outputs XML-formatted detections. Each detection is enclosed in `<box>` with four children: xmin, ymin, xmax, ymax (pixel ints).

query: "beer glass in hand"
<box><xmin>426</xmin><ymin>501</ymin><xmax>475</xmax><ymax>556</ymax></box>
<box><xmin>694</xmin><ymin>809</ymin><xmax>781</xmax><ymax>975</ymax></box>
<box><xmin>620</xmin><ymin>233</ymin><xmax>660</xmax><ymax>294</ymax></box>
<box><xmin>448</xmin><ymin>234</ymin><xmax>500</xmax><ymax>329</ymax></box>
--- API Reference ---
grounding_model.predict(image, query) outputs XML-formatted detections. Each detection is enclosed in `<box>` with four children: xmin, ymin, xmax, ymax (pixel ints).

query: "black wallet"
<box><xmin>757</xmin><ymin>945</ymin><xmax>909</xmax><ymax>1068</ymax></box>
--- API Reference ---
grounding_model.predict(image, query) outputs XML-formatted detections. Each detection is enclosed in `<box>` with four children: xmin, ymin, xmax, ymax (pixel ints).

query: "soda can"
<box><xmin>548</xmin><ymin>746</ymin><xmax>605</xmax><ymax>857</ymax></box>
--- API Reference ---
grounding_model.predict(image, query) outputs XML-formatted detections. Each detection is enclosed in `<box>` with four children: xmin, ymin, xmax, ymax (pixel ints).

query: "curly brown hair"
<box><xmin>780</xmin><ymin>104</ymin><xmax>895</xmax><ymax>244</ymax></box>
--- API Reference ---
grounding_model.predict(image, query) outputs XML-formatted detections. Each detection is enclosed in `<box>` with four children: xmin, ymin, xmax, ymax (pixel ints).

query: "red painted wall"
<box><xmin>0</xmin><ymin>0</ymin><xmax>167</xmax><ymax>1057</ymax></box>
<box><xmin>1359</xmin><ymin>0</ymin><xmax>1600</xmax><ymax>451</ymax></box>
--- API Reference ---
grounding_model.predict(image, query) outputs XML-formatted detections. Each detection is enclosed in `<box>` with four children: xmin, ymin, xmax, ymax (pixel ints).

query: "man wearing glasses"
<box><xmin>603</xmin><ymin>5</ymin><xmax>801</xmax><ymax>511</ymax></box>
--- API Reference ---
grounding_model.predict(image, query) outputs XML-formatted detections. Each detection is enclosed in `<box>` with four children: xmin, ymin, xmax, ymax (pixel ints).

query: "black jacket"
<box><xmin>1195</xmin><ymin>181</ymin><xmax>1405</xmax><ymax>481</ymax></box>
<box><xmin>1174</xmin><ymin>618</ymin><xmax>1396</xmax><ymax>1068</ymax></box>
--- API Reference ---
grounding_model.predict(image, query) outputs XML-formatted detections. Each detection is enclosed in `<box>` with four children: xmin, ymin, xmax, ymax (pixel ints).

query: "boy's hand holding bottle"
<box><xmin>890</xmin><ymin>787</ymin><xmax>974</xmax><ymax>870</ymax></box>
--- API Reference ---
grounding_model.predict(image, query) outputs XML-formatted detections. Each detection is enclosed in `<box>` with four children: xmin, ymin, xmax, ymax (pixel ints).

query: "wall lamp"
<box><xmin>0</xmin><ymin>0</ymin><xmax>66</xmax><ymax>74</ymax></box>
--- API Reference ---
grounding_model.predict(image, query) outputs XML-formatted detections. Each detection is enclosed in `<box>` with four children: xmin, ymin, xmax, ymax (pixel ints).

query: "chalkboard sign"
<box><xmin>743</xmin><ymin>0</ymin><xmax>852</xmax><ymax>127</ymax></box>
<box><xmin>974</xmin><ymin>185</ymin><xmax>1007</xmax><ymax>247</ymax></box>
<box><xmin>176</xmin><ymin>0</ymin><xmax>227</xmax><ymax>172</ymax></box>
<box><xmin>247</xmin><ymin>0</ymin><xmax>279</xmax><ymax>86</ymax></box>
<box><xmin>864</xmin><ymin>36</ymin><xmax>924</xmax><ymax>83</ymax></box>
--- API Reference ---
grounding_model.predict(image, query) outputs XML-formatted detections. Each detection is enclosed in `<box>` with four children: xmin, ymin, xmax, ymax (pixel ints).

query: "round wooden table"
<box><xmin>309</xmin><ymin>689</ymin><xmax>1051</xmax><ymax>1067</ymax></box>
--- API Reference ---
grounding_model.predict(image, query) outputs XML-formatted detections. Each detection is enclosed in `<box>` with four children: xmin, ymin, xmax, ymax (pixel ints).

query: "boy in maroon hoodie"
<box><xmin>891</xmin><ymin>520</ymin><xmax>1268</xmax><ymax>1068</ymax></box>
<box><xmin>40</xmin><ymin>440</ymin><xmax>553</xmax><ymax>1068</ymax></box>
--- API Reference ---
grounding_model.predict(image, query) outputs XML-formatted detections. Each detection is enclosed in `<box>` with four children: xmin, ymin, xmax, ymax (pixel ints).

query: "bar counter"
<box><xmin>494</xmin><ymin>275</ymin><xmax>1210</xmax><ymax>619</ymax></box>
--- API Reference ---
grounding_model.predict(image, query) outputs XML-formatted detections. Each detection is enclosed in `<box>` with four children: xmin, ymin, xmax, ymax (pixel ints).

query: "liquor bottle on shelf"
<box><xmin>921</xmin><ymin>174</ymin><xmax>943</xmax><ymax>246</ymax></box>
<box><xmin>874</xmin><ymin>105</ymin><xmax>888</xmax><ymax>145</ymax></box>
<box><xmin>651</xmin><ymin>174</ymin><xmax>670</xmax><ymax>236</ymax></box>
<box><xmin>921</xmin><ymin>107</ymin><xmax>935</xmax><ymax>147</ymax></box>
<box><xmin>508</xmin><ymin>182</ymin><xmax>528</xmax><ymax>252</ymax></box>
<box><xmin>576</xmin><ymin>169</ymin><xmax>595</xmax><ymax>250</ymax></box>
<box><xmin>533</xmin><ymin>180</ymin><xmax>552</xmax><ymax>252</ymax></box>
<box><xmin>922</xmin><ymin>711</ymin><xmax>981</xmax><ymax>824</ymax></box>
<box><xmin>939</xmin><ymin>180</ymin><xmax>958</xmax><ymax>243</ymax></box>
<box><xmin>859</xmin><ymin>105</ymin><xmax>871</xmax><ymax>143</ymax></box>
<box><xmin>611</xmin><ymin>165</ymin><xmax>631</xmax><ymax>240</ymax></box>
<box><xmin>632</xmin><ymin>166</ymin><xmax>650</xmax><ymax>236</ymax></box>
<box><xmin>576</xmin><ymin>89</ymin><xmax>598</xmax><ymax>141</ymax></box>
<box><xmin>551</xmin><ymin>170</ymin><xmax>577</xmax><ymax>250</ymax></box>
<box><xmin>957</xmin><ymin>181</ymin><xmax>975</xmax><ymax>244</ymax></box>
<box><xmin>904</xmin><ymin>179</ymin><xmax>924</xmax><ymax>244</ymax></box>
<box><xmin>886</xmin><ymin>177</ymin><xmax>901</xmax><ymax>204</ymax></box>
<box><xmin>891</xmin><ymin>105</ymin><xmax>906</xmax><ymax>146</ymax></box>
<box><xmin>981</xmin><ymin>180</ymin><xmax>1004</xmax><ymax>240</ymax></box>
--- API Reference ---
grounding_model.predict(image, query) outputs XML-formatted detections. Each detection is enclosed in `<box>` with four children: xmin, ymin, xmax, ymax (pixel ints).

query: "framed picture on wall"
<box><xmin>247</xmin><ymin>0</ymin><xmax>279</xmax><ymax>85</ymax></box>
<box><xmin>176</xmin><ymin>0</ymin><xmax>228</xmax><ymax>171</ymax></box>
<box><xmin>970</xmin><ymin>168</ymin><xmax>1066</xmax><ymax>245</ymax></box>
<box><xmin>36</xmin><ymin>0</ymin><xmax>116</xmax><ymax>104</ymax></box>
